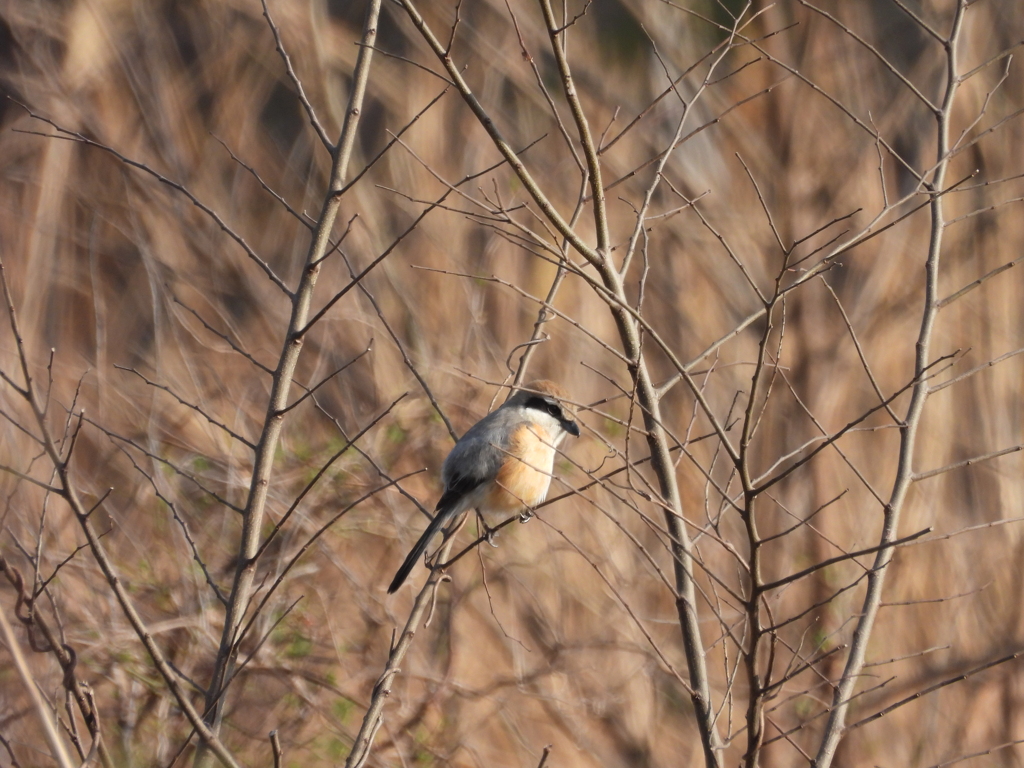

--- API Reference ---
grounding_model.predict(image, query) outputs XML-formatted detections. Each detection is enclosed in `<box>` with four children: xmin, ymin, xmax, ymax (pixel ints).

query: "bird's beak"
<box><xmin>564</xmin><ymin>419</ymin><xmax>580</xmax><ymax>438</ymax></box>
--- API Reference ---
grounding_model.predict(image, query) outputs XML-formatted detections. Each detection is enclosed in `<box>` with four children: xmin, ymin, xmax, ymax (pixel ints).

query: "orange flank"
<box><xmin>486</xmin><ymin>423</ymin><xmax>556</xmax><ymax>512</ymax></box>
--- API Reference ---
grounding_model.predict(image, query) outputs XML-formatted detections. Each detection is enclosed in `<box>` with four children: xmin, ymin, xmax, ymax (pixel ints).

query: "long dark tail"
<box><xmin>387</xmin><ymin>502</ymin><xmax>456</xmax><ymax>593</ymax></box>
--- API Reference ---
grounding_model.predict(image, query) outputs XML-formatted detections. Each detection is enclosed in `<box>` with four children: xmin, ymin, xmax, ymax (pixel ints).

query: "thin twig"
<box><xmin>260</xmin><ymin>0</ymin><xmax>333</xmax><ymax>150</ymax></box>
<box><xmin>12</xmin><ymin>103</ymin><xmax>291</xmax><ymax>296</ymax></box>
<box><xmin>847</xmin><ymin>648</ymin><xmax>1024</xmax><ymax>732</ymax></box>
<box><xmin>912</xmin><ymin>443</ymin><xmax>1024</xmax><ymax>481</ymax></box>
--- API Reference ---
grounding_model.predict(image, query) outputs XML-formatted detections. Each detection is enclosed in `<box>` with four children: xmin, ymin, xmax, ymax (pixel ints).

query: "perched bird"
<box><xmin>388</xmin><ymin>380</ymin><xmax>580</xmax><ymax>593</ymax></box>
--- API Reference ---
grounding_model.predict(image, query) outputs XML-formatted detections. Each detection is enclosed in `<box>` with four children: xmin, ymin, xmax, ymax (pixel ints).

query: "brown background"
<box><xmin>1</xmin><ymin>1</ymin><xmax>1023</xmax><ymax>766</ymax></box>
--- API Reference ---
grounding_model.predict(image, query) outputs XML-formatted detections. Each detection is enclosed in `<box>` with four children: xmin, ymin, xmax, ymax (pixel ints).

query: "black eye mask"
<box><xmin>525</xmin><ymin>395</ymin><xmax>580</xmax><ymax>437</ymax></box>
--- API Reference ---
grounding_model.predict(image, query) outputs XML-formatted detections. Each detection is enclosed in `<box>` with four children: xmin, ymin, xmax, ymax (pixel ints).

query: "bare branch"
<box><xmin>84</xmin><ymin>417</ymin><xmax>243</xmax><ymax>514</ymax></box>
<box><xmin>820</xmin><ymin>278</ymin><xmax>900</xmax><ymax>422</ymax></box>
<box><xmin>114</xmin><ymin>442</ymin><xmax>228</xmax><ymax>606</ymax></box>
<box><xmin>0</xmin><ymin>598</ymin><xmax>75</xmax><ymax>768</ymax></box>
<box><xmin>759</xmin><ymin>527</ymin><xmax>930</xmax><ymax>594</ymax></box>
<box><xmin>912</xmin><ymin>442</ymin><xmax>1024</xmax><ymax>482</ymax></box>
<box><xmin>278</xmin><ymin>342</ymin><xmax>373</xmax><ymax>415</ymax></box>
<box><xmin>0</xmin><ymin>259</ymin><xmax>243</xmax><ymax>768</ymax></box>
<box><xmin>396</xmin><ymin>0</ymin><xmax>601</xmax><ymax>265</ymax></box>
<box><xmin>736</xmin><ymin>153</ymin><xmax>785</xmax><ymax>253</ymax></box>
<box><xmin>337</xmin><ymin>250</ymin><xmax>458</xmax><ymax>441</ymax></box>
<box><xmin>236</xmin><ymin>469</ymin><xmax>426</xmax><ymax>658</ymax></box>
<box><xmin>258</xmin><ymin>394</ymin><xmax>409</xmax><ymax>557</ymax></box>
<box><xmin>603</xmin><ymin>82</ymin><xmax>783</xmax><ymax>195</ymax></box>
<box><xmin>798</xmin><ymin>1</ymin><xmax>938</xmax><ymax>112</ymax></box>
<box><xmin>297</xmin><ymin>194</ymin><xmax>447</xmax><ymax>337</ymax></box>
<box><xmin>333</xmin><ymin>84</ymin><xmax>452</xmax><ymax>202</ymax></box>
<box><xmin>503</xmin><ymin>0</ymin><xmax>584</xmax><ymax>172</ymax></box>
<box><xmin>536</xmin><ymin>516</ymin><xmax>696</xmax><ymax>695</ymax></box>
<box><xmin>751</xmin><ymin>357</ymin><xmax>943</xmax><ymax>493</ymax></box>
<box><xmin>929</xmin><ymin>345</ymin><xmax>1024</xmax><ymax>392</ymax></box>
<box><xmin>0</xmin><ymin>463</ymin><xmax>63</xmax><ymax>494</ymax></box>
<box><xmin>957</xmin><ymin>40</ymin><xmax>1024</xmax><ymax>83</ymax></box>
<box><xmin>906</xmin><ymin>515</ymin><xmax>1024</xmax><ymax>548</ymax></box>
<box><xmin>886</xmin><ymin>0</ymin><xmax>944</xmax><ymax>43</ymax></box>
<box><xmin>949</xmin><ymin>104</ymin><xmax>1024</xmax><ymax>158</ymax></box>
<box><xmin>864</xmin><ymin>644</ymin><xmax>950</xmax><ymax>668</ymax></box>
<box><xmin>814</xmin><ymin>6</ymin><xmax>970</xmax><ymax>763</ymax></box>
<box><xmin>12</xmin><ymin>103</ymin><xmax>292</xmax><ymax>296</ymax></box>
<box><xmin>171</xmin><ymin>296</ymin><xmax>274</xmax><ymax>375</ymax></box>
<box><xmin>269</xmin><ymin>732</ymin><xmax>282</xmax><ymax>768</ymax></box>
<box><xmin>945</xmin><ymin>195</ymin><xmax>1024</xmax><ymax>226</ymax></box>
<box><xmin>260</xmin><ymin>0</ymin><xmax>333</xmax><ymax>151</ymax></box>
<box><xmin>929</xmin><ymin>738</ymin><xmax>1024</xmax><ymax>768</ymax></box>
<box><xmin>114</xmin><ymin>366</ymin><xmax>255</xmax><ymax>449</ymax></box>
<box><xmin>199</xmin><ymin>0</ymin><xmax>383</xmax><ymax>756</ymax></box>
<box><xmin>343</xmin><ymin>531</ymin><xmax>461</xmax><ymax>768</ymax></box>
<box><xmin>210</xmin><ymin>134</ymin><xmax>310</xmax><ymax>229</ymax></box>
<box><xmin>847</xmin><ymin>648</ymin><xmax>1024</xmax><ymax>733</ymax></box>
<box><xmin>537</xmin><ymin>0</ymin><xmax>609</xmax><ymax>253</ymax></box>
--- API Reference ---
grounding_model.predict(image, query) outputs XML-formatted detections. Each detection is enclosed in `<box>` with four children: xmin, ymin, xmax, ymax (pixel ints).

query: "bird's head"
<box><xmin>508</xmin><ymin>379</ymin><xmax>580</xmax><ymax>439</ymax></box>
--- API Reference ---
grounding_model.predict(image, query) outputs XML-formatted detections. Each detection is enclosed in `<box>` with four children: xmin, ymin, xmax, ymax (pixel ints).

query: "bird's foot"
<box><xmin>518</xmin><ymin>509</ymin><xmax>534</xmax><ymax>523</ymax></box>
<box><xmin>476</xmin><ymin>511</ymin><xmax>500</xmax><ymax>547</ymax></box>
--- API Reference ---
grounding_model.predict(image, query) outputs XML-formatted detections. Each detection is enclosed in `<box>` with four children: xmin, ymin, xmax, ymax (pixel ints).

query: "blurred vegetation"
<box><xmin>1</xmin><ymin>0</ymin><xmax>1023</xmax><ymax>766</ymax></box>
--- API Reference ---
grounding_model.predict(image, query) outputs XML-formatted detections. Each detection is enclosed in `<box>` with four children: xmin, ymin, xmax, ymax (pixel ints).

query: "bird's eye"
<box><xmin>546</xmin><ymin>402</ymin><xmax>561</xmax><ymax>418</ymax></box>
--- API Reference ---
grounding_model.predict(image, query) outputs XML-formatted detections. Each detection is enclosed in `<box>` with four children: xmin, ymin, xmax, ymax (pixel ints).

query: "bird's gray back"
<box><xmin>441</xmin><ymin>406</ymin><xmax>529</xmax><ymax>490</ymax></box>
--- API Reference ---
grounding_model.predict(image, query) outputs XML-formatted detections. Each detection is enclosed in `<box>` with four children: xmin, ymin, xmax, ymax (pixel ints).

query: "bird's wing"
<box><xmin>387</xmin><ymin>421</ymin><xmax>512</xmax><ymax>593</ymax></box>
<box><xmin>437</xmin><ymin>430</ymin><xmax>509</xmax><ymax>511</ymax></box>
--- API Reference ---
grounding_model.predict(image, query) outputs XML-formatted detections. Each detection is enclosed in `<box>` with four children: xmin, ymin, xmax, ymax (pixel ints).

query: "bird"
<box><xmin>387</xmin><ymin>380</ymin><xmax>580</xmax><ymax>593</ymax></box>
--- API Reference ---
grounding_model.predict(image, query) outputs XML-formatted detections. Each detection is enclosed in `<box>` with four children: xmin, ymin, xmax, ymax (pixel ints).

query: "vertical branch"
<box><xmin>534</xmin><ymin>1</ymin><xmax>724</xmax><ymax>763</ymax></box>
<box><xmin>197</xmin><ymin>0</ymin><xmax>382</xmax><ymax>758</ymax></box>
<box><xmin>394</xmin><ymin>1</ymin><xmax>724</xmax><ymax>764</ymax></box>
<box><xmin>733</xmin><ymin>151</ymin><xmax>797</xmax><ymax>767</ymax></box>
<box><xmin>343</xmin><ymin>538</ymin><xmax>458</xmax><ymax>768</ymax></box>
<box><xmin>738</xmin><ymin>321</ymin><xmax>772</xmax><ymax>766</ymax></box>
<box><xmin>536</xmin><ymin>0</ymin><xmax>608</xmax><ymax>253</ymax></box>
<box><xmin>812</xmin><ymin>4</ymin><xmax>967</xmax><ymax>766</ymax></box>
<box><xmin>737</xmin><ymin>238</ymin><xmax>791</xmax><ymax>766</ymax></box>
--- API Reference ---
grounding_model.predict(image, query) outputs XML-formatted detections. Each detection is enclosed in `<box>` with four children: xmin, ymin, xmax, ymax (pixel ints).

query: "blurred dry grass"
<box><xmin>1</xmin><ymin>0</ymin><xmax>1023</xmax><ymax>766</ymax></box>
